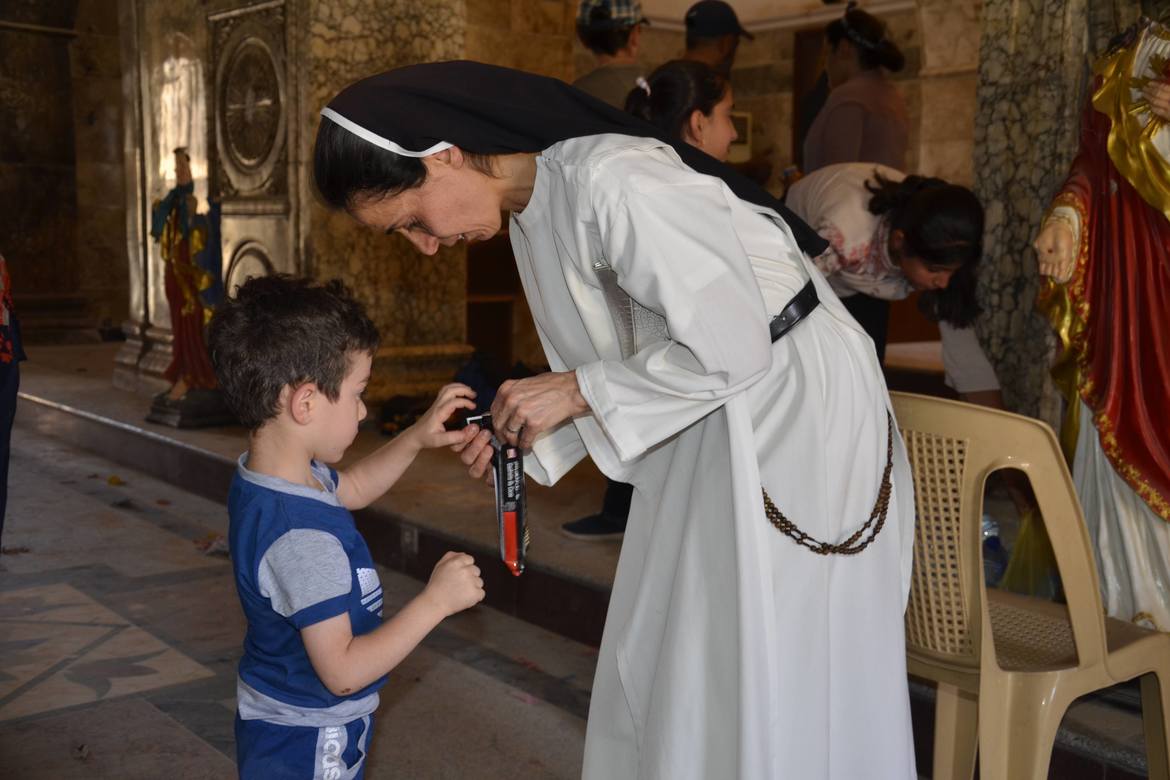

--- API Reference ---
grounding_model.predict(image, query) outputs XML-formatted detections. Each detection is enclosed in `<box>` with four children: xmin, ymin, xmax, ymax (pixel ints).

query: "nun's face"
<box><xmin>351</xmin><ymin>149</ymin><xmax>505</xmax><ymax>256</ymax></box>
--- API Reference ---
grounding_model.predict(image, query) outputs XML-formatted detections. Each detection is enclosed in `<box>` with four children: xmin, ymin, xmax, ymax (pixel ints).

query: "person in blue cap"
<box><xmin>682</xmin><ymin>0</ymin><xmax>754</xmax><ymax>77</ymax></box>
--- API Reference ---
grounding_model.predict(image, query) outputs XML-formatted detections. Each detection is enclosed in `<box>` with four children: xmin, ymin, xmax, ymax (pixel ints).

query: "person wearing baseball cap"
<box><xmin>683</xmin><ymin>0</ymin><xmax>753</xmax><ymax>76</ymax></box>
<box><xmin>573</xmin><ymin>0</ymin><xmax>649</xmax><ymax>110</ymax></box>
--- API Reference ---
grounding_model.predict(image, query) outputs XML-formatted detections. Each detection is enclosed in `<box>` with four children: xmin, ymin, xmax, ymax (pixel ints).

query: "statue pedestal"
<box><xmin>146</xmin><ymin>387</ymin><xmax>236</xmax><ymax>429</ymax></box>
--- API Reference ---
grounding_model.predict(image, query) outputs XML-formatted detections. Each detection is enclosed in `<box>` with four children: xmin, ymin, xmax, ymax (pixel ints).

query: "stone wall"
<box><xmin>0</xmin><ymin>0</ymin><xmax>127</xmax><ymax>341</ymax></box>
<box><xmin>1</xmin><ymin>3</ymin><xmax>81</xmax><ymax>337</ymax></box>
<box><xmin>916</xmin><ymin>0</ymin><xmax>981</xmax><ymax>186</ymax></box>
<box><xmin>468</xmin><ymin>0</ymin><xmax>576</xmax><ymax>81</ymax></box>
<box><xmin>72</xmin><ymin>0</ymin><xmax>129</xmax><ymax>331</ymax></box>
<box><xmin>302</xmin><ymin>0</ymin><xmax>471</xmax><ymax>398</ymax></box>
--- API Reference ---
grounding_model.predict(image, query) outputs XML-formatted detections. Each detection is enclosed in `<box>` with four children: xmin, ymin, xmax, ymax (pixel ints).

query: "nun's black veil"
<box><xmin>321</xmin><ymin>60</ymin><xmax>828</xmax><ymax>257</ymax></box>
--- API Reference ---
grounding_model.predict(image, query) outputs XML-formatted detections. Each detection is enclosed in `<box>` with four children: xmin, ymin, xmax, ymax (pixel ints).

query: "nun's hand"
<box><xmin>491</xmin><ymin>371</ymin><xmax>589</xmax><ymax>450</ymax></box>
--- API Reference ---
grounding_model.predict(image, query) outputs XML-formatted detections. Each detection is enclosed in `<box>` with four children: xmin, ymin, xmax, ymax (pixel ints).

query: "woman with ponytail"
<box><xmin>624</xmin><ymin>59</ymin><xmax>737</xmax><ymax>162</ymax></box>
<box><xmin>803</xmin><ymin>3</ymin><xmax>909</xmax><ymax>173</ymax></box>
<box><xmin>562</xmin><ymin>60</ymin><xmax>739</xmax><ymax>542</ymax></box>
<box><xmin>786</xmin><ymin>162</ymin><xmax>1002</xmax><ymax>403</ymax></box>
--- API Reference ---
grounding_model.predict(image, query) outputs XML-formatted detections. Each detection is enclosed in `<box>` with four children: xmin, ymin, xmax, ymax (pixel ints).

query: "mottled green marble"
<box><xmin>972</xmin><ymin>0</ymin><xmax>1142</xmax><ymax>419</ymax></box>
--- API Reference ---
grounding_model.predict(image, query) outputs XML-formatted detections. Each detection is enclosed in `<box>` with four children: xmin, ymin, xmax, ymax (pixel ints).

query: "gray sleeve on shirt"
<box><xmin>258</xmin><ymin>529</ymin><xmax>352</xmax><ymax>617</ymax></box>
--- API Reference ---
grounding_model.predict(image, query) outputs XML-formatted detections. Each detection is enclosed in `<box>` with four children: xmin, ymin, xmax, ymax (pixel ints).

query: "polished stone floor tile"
<box><xmin>0</xmin><ymin>697</ymin><xmax>236</xmax><ymax>778</ymax></box>
<box><xmin>0</xmin><ymin>584</ymin><xmax>214</xmax><ymax>722</ymax></box>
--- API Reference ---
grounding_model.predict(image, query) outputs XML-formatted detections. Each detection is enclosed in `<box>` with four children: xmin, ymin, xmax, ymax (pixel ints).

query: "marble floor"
<box><xmin>0</xmin><ymin>425</ymin><xmax>594</xmax><ymax>778</ymax></box>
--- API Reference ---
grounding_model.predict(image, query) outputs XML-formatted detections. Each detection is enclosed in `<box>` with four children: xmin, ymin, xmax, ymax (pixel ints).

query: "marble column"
<box><xmin>972</xmin><ymin>0</ymin><xmax>1142</xmax><ymax>419</ymax></box>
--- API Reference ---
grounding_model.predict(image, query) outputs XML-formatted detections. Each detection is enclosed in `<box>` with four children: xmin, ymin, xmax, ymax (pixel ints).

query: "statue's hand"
<box><xmin>1033</xmin><ymin>219</ymin><xmax>1076</xmax><ymax>283</ymax></box>
<box><xmin>1144</xmin><ymin>80</ymin><xmax>1170</xmax><ymax>121</ymax></box>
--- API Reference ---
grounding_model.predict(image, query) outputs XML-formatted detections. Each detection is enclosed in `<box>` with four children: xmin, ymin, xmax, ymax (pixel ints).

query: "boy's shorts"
<box><xmin>236</xmin><ymin>713</ymin><xmax>374</xmax><ymax>779</ymax></box>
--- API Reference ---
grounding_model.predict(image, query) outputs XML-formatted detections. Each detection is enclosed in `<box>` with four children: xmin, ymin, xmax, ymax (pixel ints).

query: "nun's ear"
<box><xmin>428</xmin><ymin>145</ymin><xmax>465</xmax><ymax>168</ymax></box>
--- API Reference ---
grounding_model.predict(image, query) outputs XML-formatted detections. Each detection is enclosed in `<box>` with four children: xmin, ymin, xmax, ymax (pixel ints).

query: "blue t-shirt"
<box><xmin>229</xmin><ymin>454</ymin><xmax>386</xmax><ymax>726</ymax></box>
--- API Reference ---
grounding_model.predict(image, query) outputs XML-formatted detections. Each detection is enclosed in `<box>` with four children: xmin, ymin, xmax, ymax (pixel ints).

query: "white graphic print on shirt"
<box><xmin>356</xmin><ymin>567</ymin><xmax>383</xmax><ymax>618</ymax></box>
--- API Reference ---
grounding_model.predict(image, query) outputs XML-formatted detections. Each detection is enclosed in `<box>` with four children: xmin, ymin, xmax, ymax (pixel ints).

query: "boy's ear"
<box><xmin>288</xmin><ymin>382</ymin><xmax>317</xmax><ymax>425</ymax></box>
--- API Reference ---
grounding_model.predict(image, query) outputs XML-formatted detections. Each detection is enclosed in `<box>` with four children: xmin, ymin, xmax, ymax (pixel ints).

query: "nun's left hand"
<box><xmin>490</xmin><ymin>371</ymin><xmax>589</xmax><ymax>450</ymax></box>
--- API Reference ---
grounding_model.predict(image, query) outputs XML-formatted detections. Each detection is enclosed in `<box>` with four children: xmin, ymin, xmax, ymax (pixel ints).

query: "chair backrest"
<box><xmin>890</xmin><ymin>392</ymin><xmax>1108</xmax><ymax>672</ymax></box>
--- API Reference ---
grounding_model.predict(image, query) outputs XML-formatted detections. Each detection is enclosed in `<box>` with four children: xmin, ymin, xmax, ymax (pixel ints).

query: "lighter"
<box><xmin>465</xmin><ymin>413</ymin><xmax>530</xmax><ymax>576</ymax></box>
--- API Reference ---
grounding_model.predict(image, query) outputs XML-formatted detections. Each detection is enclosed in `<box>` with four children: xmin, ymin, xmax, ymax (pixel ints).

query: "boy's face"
<box><xmin>312</xmin><ymin>350</ymin><xmax>372</xmax><ymax>463</ymax></box>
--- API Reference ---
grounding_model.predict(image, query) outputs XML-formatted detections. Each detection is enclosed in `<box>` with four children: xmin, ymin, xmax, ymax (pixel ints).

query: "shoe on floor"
<box><xmin>560</xmin><ymin>513</ymin><xmax>626</xmax><ymax>541</ymax></box>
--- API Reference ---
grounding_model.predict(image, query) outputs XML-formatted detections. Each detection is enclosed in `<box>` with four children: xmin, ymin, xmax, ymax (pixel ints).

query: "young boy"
<box><xmin>208</xmin><ymin>274</ymin><xmax>485</xmax><ymax>779</ymax></box>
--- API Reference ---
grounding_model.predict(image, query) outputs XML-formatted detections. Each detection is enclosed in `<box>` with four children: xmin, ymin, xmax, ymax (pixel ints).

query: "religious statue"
<box><xmin>1033</xmin><ymin>19</ymin><xmax>1170</xmax><ymax>629</ymax></box>
<box><xmin>147</xmin><ymin>148</ymin><xmax>232</xmax><ymax>427</ymax></box>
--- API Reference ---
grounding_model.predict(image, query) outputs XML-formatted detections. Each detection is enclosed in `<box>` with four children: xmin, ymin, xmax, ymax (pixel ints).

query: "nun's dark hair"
<box><xmin>314</xmin><ymin>116</ymin><xmax>425</xmax><ymax>210</ymax></box>
<box><xmin>314</xmin><ymin>116</ymin><xmax>499</xmax><ymax>211</ymax></box>
<box><xmin>624</xmin><ymin>60</ymin><xmax>729</xmax><ymax>141</ymax></box>
<box><xmin>866</xmin><ymin>173</ymin><xmax>984</xmax><ymax>327</ymax></box>
<box><xmin>826</xmin><ymin>6</ymin><xmax>905</xmax><ymax>73</ymax></box>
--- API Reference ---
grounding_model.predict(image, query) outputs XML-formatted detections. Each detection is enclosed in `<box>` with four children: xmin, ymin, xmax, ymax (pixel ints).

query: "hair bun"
<box><xmin>876</xmin><ymin>39</ymin><xmax>905</xmax><ymax>72</ymax></box>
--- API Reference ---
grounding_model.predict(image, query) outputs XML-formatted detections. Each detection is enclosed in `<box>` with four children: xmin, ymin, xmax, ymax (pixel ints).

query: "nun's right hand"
<box><xmin>452</xmin><ymin>425</ymin><xmax>495</xmax><ymax>483</ymax></box>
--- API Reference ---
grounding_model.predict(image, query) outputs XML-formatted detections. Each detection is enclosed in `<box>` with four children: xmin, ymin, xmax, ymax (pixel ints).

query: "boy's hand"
<box><xmin>422</xmin><ymin>551</ymin><xmax>485</xmax><ymax>616</ymax></box>
<box><xmin>452</xmin><ymin>426</ymin><xmax>496</xmax><ymax>483</ymax></box>
<box><xmin>405</xmin><ymin>383</ymin><xmax>478</xmax><ymax>450</ymax></box>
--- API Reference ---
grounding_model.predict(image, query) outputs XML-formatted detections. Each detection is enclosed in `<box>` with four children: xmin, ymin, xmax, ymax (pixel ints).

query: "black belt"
<box><xmin>769</xmin><ymin>280</ymin><xmax>819</xmax><ymax>342</ymax></box>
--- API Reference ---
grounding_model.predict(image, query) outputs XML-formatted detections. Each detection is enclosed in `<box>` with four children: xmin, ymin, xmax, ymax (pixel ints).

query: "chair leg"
<box><xmin>977</xmin><ymin>683</ymin><xmax>1065</xmax><ymax>780</ymax></box>
<box><xmin>1141</xmin><ymin>672</ymin><xmax>1170</xmax><ymax>780</ymax></box>
<box><xmin>932</xmin><ymin>683</ymin><xmax>977</xmax><ymax>780</ymax></box>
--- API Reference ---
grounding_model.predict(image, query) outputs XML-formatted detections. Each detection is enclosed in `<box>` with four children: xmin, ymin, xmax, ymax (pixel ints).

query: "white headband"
<box><xmin>320</xmin><ymin>107</ymin><xmax>453</xmax><ymax>158</ymax></box>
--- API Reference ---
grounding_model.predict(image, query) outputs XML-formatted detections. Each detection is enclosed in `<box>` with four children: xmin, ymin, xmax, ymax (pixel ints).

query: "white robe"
<box><xmin>509</xmin><ymin>134</ymin><xmax>917</xmax><ymax>779</ymax></box>
<box><xmin>1074</xmin><ymin>400</ymin><xmax>1170</xmax><ymax>630</ymax></box>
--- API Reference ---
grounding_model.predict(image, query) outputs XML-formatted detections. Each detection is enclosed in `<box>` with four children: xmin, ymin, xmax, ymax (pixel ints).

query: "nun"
<box><xmin>314</xmin><ymin>61</ymin><xmax>917</xmax><ymax>780</ymax></box>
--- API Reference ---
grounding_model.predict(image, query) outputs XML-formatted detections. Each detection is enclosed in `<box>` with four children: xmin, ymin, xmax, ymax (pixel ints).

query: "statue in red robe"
<box><xmin>1034</xmin><ymin>20</ymin><xmax>1170</xmax><ymax>628</ymax></box>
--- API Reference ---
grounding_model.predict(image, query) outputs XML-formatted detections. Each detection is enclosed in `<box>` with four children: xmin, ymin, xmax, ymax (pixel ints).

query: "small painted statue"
<box><xmin>150</xmin><ymin>147</ymin><xmax>223</xmax><ymax>402</ymax></box>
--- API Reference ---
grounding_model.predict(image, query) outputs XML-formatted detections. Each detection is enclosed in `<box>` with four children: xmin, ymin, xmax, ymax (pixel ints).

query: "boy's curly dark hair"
<box><xmin>208</xmin><ymin>275</ymin><xmax>380</xmax><ymax>430</ymax></box>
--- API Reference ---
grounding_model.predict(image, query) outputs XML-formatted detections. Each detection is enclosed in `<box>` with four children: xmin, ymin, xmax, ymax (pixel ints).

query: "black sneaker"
<box><xmin>560</xmin><ymin>513</ymin><xmax>626</xmax><ymax>541</ymax></box>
